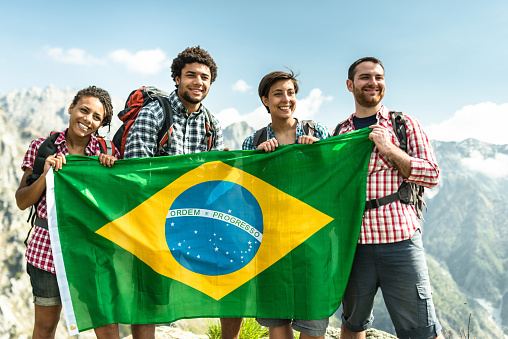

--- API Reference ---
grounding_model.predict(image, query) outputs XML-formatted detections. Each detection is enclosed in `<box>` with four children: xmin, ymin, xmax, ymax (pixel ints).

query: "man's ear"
<box><xmin>346</xmin><ymin>79</ymin><xmax>354</xmax><ymax>93</ymax></box>
<box><xmin>68</xmin><ymin>104</ymin><xmax>74</xmax><ymax>115</ymax></box>
<box><xmin>175</xmin><ymin>76</ymin><xmax>180</xmax><ymax>86</ymax></box>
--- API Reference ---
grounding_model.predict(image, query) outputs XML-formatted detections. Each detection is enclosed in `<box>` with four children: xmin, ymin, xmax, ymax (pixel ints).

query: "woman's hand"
<box><xmin>96</xmin><ymin>151</ymin><xmax>117</xmax><ymax>167</ymax></box>
<box><xmin>257</xmin><ymin>138</ymin><xmax>279</xmax><ymax>153</ymax></box>
<box><xmin>298</xmin><ymin>135</ymin><xmax>319</xmax><ymax>144</ymax></box>
<box><xmin>44</xmin><ymin>153</ymin><xmax>66</xmax><ymax>174</ymax></box>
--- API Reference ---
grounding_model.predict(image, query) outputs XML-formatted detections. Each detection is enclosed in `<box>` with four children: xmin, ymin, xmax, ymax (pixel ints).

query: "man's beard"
<box><xmin>179</xmin><ymin>88</ymin><xmax>207</xmax><ymax>105</ymax></box>
<box><xmin>353</xmin><ymin>84</ymin><xmax>384</xmax><ymax>108</ymax></box>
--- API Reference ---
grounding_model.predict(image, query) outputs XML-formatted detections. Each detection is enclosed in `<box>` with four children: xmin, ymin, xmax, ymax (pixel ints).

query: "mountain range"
<box><xmin>0</xmin><ymin>87</ymin><xmax>506</xmax><ymax>338</ymax></box>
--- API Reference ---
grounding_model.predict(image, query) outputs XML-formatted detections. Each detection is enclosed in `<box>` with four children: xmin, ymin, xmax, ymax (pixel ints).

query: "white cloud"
<box><xmin>426</xmin><ymin>102</ymin><xmax>508</xmax><ymax>145</ymax></box>
<box><xmin>461</xmin><ymin>151</ymin><xmax>508</xmax><ymax>178</ymax></box>
<box><xmin>216</xmin><ymin>88</ymin><xmax>332</xmax><ymax>128</ymax></box>
<box><xmin>45</xmin><ymin>47</ymin><xmax>104</xmax><ymax>65</ymax></box>
<box><xmin>232</xmin><ymin>80</ymin><xmax>252</xmax><ymax>92</ymax></box>
<box><xmin>296</xmin><ymin>88</ymin><xmax>333</xmax><ymax>120</ymax></box>
<box><xmin>109</xmin><ymin>48</ymin><xmax>170</xmax><ymax>75</ymax></box>
<box><xmin>216</xmin><ymin>106</ymin><xmax>270</xmax><ymax>130</ymax></box>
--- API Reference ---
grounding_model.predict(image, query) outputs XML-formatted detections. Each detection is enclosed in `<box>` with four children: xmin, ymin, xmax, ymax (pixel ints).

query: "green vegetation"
<box><xmin>205</xmin><ymin>318</ymin><xmax>301</xmax><ymax>339</ymax></box>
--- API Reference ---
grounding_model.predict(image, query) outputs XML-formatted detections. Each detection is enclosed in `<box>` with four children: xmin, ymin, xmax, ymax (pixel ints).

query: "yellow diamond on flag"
<box><xmin>96</xmin><ymin>161</ymin><xmax>333</xmax><ymax>300</ymax></box>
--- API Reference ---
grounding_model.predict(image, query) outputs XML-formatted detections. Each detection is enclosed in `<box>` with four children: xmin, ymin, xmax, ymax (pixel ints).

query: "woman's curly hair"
<box><xmin>71</xmin><ymin>85</ymin><xmax>114</xmax><ymax>135</ymax></box>
<box><xmin>171</xmin><ymin>46</ymin><xmax>218</xmax><ymax>85</ymax></box>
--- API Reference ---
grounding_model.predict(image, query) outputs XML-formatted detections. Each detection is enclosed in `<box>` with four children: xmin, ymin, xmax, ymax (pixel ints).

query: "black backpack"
<box><xmin>253</xmin><ymin>120</ymin><xmax>315</xmax><ymax>146</ymax></box>
<box><xmin>334</xmin><ymin>111</ymin><xmax>425</xmax><ymax>218</ymax></box>
<box><xmin>112</xmin><ymin>86</ymin><xmax>217</xmax><ymax>158</ymax></box>
<box><xmin>24</xmin><ymin>131</ymin><xmax>114</xmax><ymax>244</ymax></box>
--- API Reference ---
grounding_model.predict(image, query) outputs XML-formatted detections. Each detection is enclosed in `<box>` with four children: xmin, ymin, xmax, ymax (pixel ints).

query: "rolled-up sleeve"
<box><xmin>406</xmin><ymin>116</ymin><xmax>439</xmax><ymax>188</ymax></box>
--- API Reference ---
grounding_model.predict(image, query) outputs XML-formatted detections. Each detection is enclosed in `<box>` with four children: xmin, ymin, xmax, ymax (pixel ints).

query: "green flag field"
<box><xmin>46</xmin><ymin>129</ymin><xmax>373</xmax><ymax>335</ymax></box>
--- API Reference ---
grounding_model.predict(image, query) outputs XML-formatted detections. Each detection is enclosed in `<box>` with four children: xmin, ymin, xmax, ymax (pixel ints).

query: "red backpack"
<box><xmin>112</xmin><ymin>86</ymin><xmax>217</xmax><ymax>158</ymax></box>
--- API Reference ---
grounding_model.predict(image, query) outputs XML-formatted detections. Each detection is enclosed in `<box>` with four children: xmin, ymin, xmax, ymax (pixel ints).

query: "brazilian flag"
<box><xmin>47</xmin><ymin>129</ymin><xmax>373</xmax><ymax>334</ymax></box>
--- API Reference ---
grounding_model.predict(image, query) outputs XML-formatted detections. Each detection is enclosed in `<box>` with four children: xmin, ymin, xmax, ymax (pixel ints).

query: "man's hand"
<box><xmin>369</xmin><ymin>124</ymin><xmax>411</xmax><ymax>178</ymax></box>
<box><xmin>368</xmin><ymin>124</ymin><xmax>396</xmax><ymax>154</ymax></box>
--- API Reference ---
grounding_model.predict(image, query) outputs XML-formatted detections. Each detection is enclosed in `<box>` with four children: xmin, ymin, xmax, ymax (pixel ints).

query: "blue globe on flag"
<box><xmin>166</xmin><ymin>180</ymin><xmax>263</xmax><ymax>275</ymax></box>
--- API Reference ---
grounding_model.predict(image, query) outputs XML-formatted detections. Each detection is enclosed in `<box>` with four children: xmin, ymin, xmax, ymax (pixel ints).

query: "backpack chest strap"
<box><xmin>365</xmin><ymin>192</ymin><xmax>402</xmax><ymax>209</ymax></box>
<box><xmin>34</xmin><ymin>216</ymin><xmax>48</xmax><ymax>229</ymax></box>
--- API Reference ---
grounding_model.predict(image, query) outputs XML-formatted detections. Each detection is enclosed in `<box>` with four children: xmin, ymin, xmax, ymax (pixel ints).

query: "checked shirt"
<box><xmin>21</xmin><ymin>130</ymin><xmax>119</xmax><ymax>273</ymax></box>
<box><xmin>124</xmin><ymin>90</ymin><xmax>224</xmax><ymax>158</ymax></box>
<box><xmin>242</xmin><ymin>119</ymin><xmax>330</xmax><ymax>150</ymax></box>
<box><xmin>335</xmin><ymin>106</ymin><xmax>439</xmax><ymax>244</ymax></box>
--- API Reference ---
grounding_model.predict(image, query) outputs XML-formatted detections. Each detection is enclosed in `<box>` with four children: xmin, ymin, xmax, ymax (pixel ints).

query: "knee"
<box><xmin>94</xmin><ymin>323</ymin><xmax>119</xmax><ymax>338</ymax></box>
<box><xmin>33</xmin><ymin>321</ymin><xmax>59</xmax><ymax>338</ymax></box>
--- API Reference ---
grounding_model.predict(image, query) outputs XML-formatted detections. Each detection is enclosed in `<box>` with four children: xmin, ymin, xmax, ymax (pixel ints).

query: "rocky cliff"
<box><xmin>1</xmin><ymin>87</ymin><xmax>507</xmax><ymax>338</ymax></box>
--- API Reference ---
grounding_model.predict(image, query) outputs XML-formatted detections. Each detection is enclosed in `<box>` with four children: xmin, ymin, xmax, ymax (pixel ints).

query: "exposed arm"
<box><xmin>15</xmin><ymin>154</ymin><xmax>66</xmax><ymax>210</ymax></box>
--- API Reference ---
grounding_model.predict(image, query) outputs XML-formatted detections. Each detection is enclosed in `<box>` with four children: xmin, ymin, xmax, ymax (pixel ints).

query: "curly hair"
<box><xmin>171</xmin><ymin>46</ymin><xmax>218</xmax><ymax>85</ymax></box>
<box><xmin>348</xmin><ymin>57</ymin><xmax>384</xmax><ymax>81</ymax></box>
<box><xmin>258</xmin><ymin>69</ymin><xmax>299</xmax><ymax>113</ymax></box>
<box><xmin>71</xmin><ymin>85</ymin><xmax>114</xmax><ymax>135</ymax></box>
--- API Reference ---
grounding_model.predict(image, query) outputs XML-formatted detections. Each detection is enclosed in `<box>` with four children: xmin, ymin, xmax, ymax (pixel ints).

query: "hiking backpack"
<box><xmin>112</xmin><ymin>86</ymin><xmax>217</xmax><ymax>158</ymax></box>
<box><xmin>253</xmin><ymin>120</ymin><xmax>316</xmax><ymax>146</ymax></box>
<box><xmin>333</xmin><ymin>111</ymin><xmax>425</xmax><ymax>218</ymax></box>
<box><xmin>24</xmin><ymin>131</ymin><xmax>115</xmax><ymax>244</ymax></box>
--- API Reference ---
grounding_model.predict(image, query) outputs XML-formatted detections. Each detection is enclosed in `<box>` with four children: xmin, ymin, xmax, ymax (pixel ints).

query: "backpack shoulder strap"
<box><xmin>203</xmin><ymin>107</ymin><xmax>216</xmax><ymax>151</ymax></box>
<box><xmin>156</xmin><ymin>96</ymin><xmax>174</xmax><ymax>154</ymax></box>
<box><xmin>96</xmin><ymin>138</ymin><xmax>116</xmax><ymax>155</ymax></box>
<box><xmin>390</xmin><ymin>111</ymin><xmax>407</xmax><ymax>153</ymax></box>
<box><xmin>24</xmin><ymin>131</ymin><xmax>59</xmax><ymax>242</ymax></box>
<box><xmin>31</xmin><ymin>132</ymin><xmax>60</xmax><ymax>177</ymax></box>
<box><xmin>301</xmin><ymin>120</ymin><xmax>315</xmax><ymax>137</ymax></box>
<box><xmin>333</xmin><ymin>120</ymin><xmax>348</xmax><ymax>136</ymax></box>
<box><xmin>253</xmin><ymin>127</ymin><xmax>268</xmax><ymax>147</ymax></box>
<box><xmin>97</xmin><ymin>138</ymin><xmax>107</xmax><ymax>154</ymax></box>
<box><xmin>365</xmin><ymin>111</ymin><xmax>425</xmax><ymax>218</ymax></box>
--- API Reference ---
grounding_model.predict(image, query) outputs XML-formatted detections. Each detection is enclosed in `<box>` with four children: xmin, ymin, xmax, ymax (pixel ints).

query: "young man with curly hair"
<box><xmin>125</xmin><ymin>46</ymin><xmax>224</xmax><ymax>158</ymax></box>
<box><xmin>124</xmin><ymin>46</ymin><xmax>241</xmax><ymax>339</ymax></box>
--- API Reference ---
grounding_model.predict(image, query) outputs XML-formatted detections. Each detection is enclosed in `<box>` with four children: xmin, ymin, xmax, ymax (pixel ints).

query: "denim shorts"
<box><xmin>27</xmin><ymin>263</ymin><xmax>61</xmax><ymax>306</ymax></box>
<box><xmin>256</xmin><ymin>317</ymin><xmax>329</xmax><ymax>337</ymax></box>
<box><xmin>341</xmin><ymin>230</ymin><xmax>442</xmax><ymax>339</ymax></box>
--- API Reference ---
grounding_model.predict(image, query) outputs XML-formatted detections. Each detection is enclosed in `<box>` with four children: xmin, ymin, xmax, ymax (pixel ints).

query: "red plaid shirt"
<box><xmin>335</xmin><ymin>106</ymin><xmax>439</xmax><ymax>244</ymax></box>
<box><xmin>21</xmin><ymin>130</ymin><xmax>118</xmax><ymax>273</ymax></box>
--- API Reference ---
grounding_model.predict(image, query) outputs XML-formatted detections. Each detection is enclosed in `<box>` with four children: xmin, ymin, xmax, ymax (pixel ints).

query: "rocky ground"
<box><xmin>121</xmin><ymin>326</ymin><xmax>397</xmax><ymax>339</ymax></box>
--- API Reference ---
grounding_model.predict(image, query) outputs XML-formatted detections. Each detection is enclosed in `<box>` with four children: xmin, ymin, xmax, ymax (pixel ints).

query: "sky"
<box><xmin>1</xmin><ymin>0</ymin><xmax>508</xmax><ymax>144</ymax></box>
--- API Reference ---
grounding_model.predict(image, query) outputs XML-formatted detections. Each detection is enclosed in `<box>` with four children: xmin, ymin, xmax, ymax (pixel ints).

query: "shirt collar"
<box><xmin>55</xmin><ymin>130</ymin><xmax>67</xmax><ymax>145</ymax></box>
<box><xmin>376</xmin><ymin>105</ymin><xmax>390</xmax><ymax>122</ymax></box>
<box><xmin>347</xmin><ymin>105</ymin><xmax>389</xmax><ymax>126</ymax></box>
<box><xmin>57</xmin><ymin>129</ymin><xmax>98</xmax><ymax>156</ymax></box>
